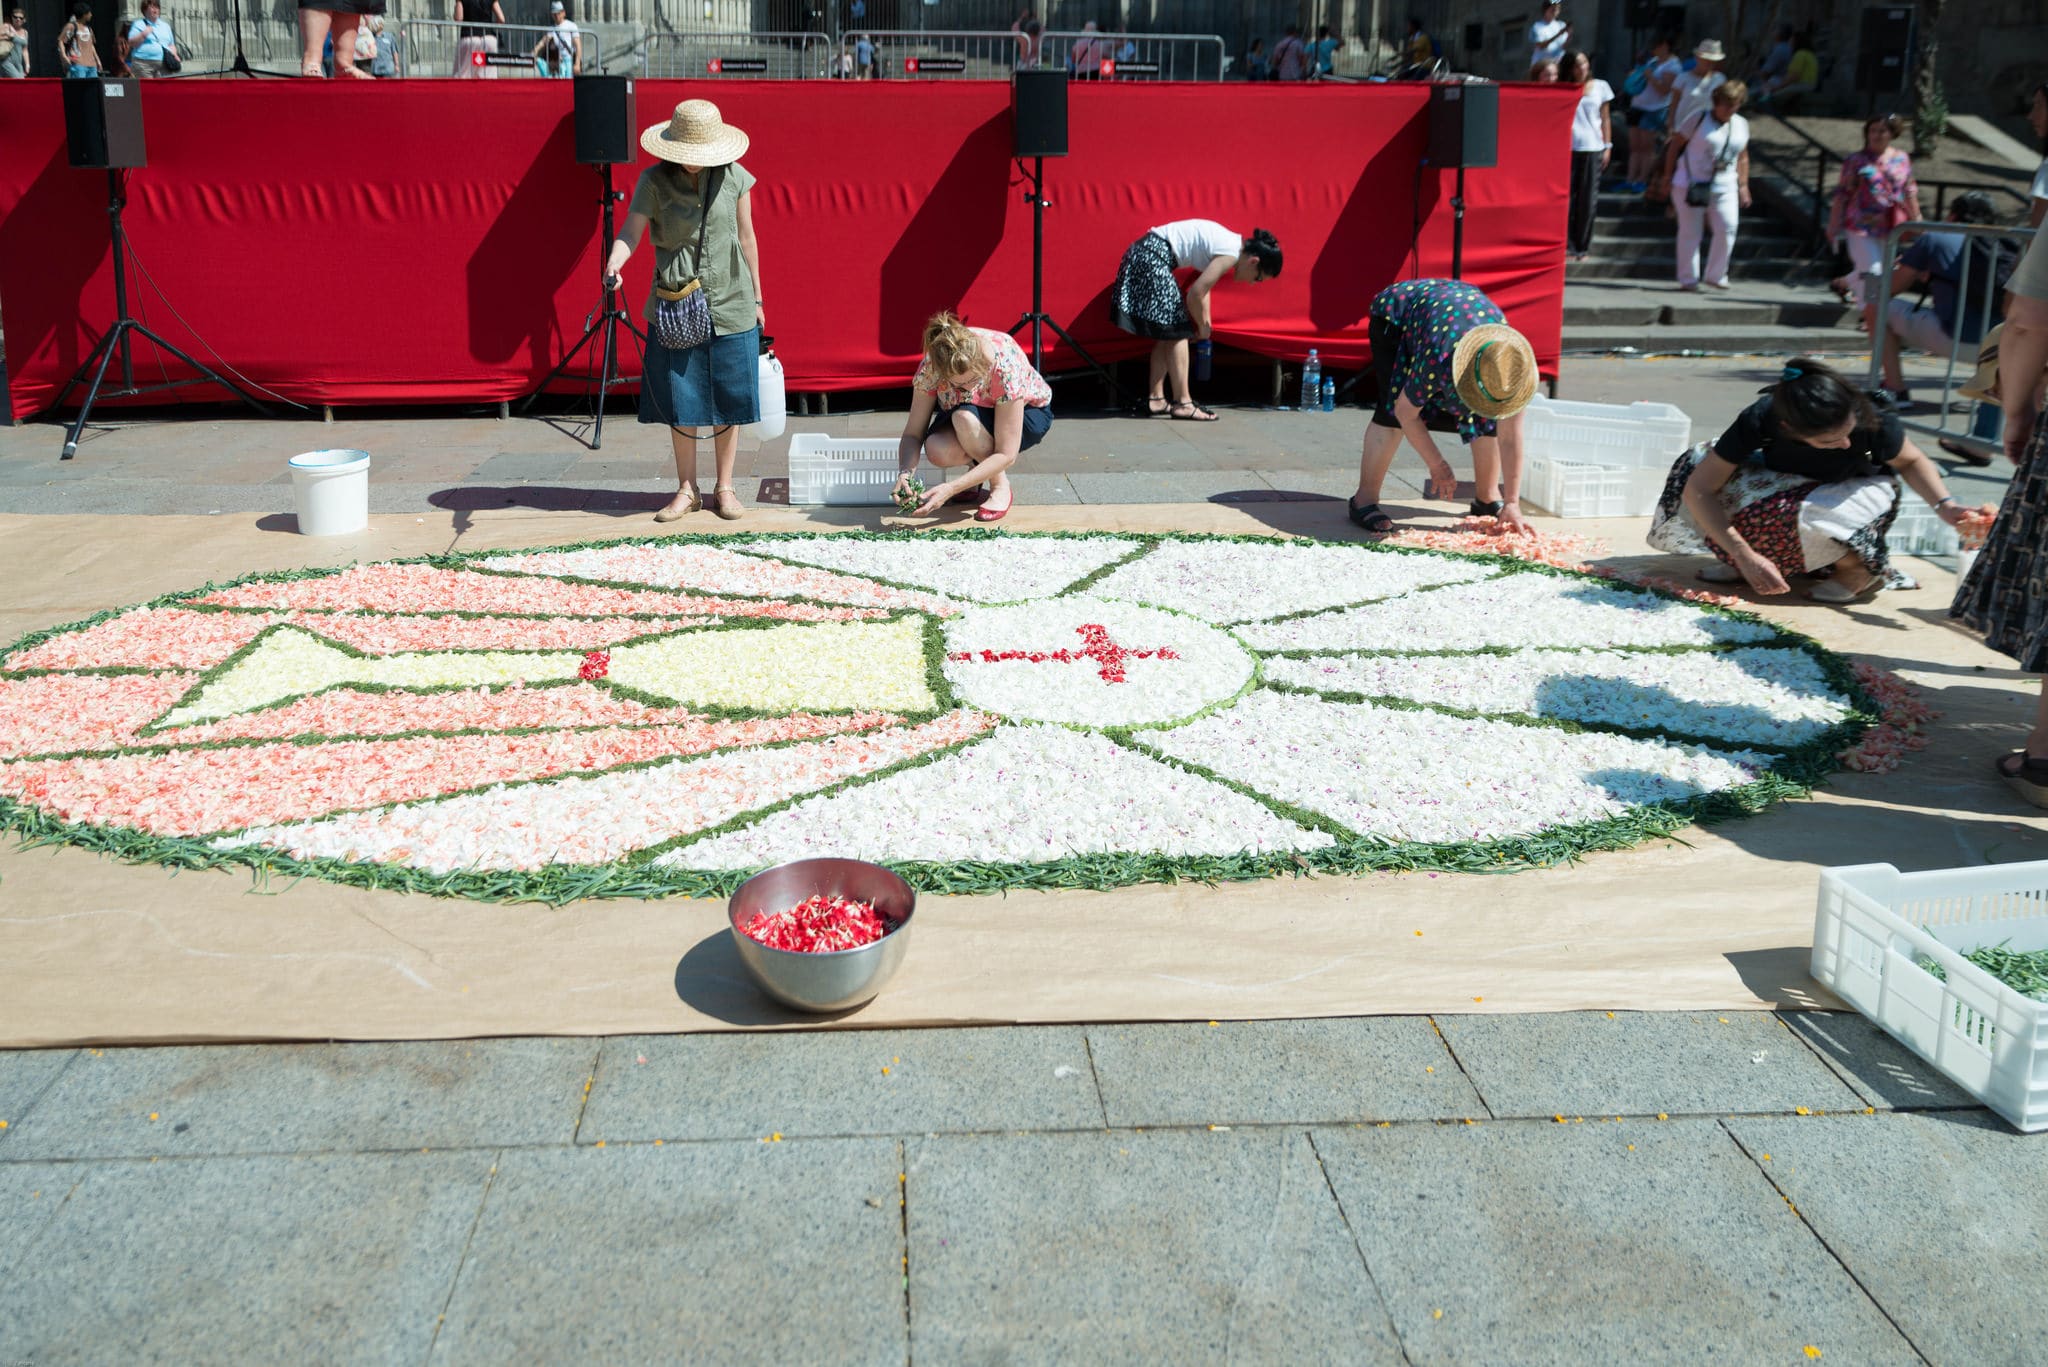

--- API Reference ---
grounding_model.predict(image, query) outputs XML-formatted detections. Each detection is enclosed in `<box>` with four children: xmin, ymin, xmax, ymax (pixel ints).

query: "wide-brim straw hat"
<box><xmin>1452</xmin><ymin>324</ymin><xmax>1538</xmax><ymax>419</ymax></box>
<box><xmin>1694</xmin><ymin>39</ymin><xmax>1726</xmax><ymax>61</ymax></box>
<box><xmin>641</xmin><ymin>99</ymin><xmax>750</xmax><ymax>167</ymax></box>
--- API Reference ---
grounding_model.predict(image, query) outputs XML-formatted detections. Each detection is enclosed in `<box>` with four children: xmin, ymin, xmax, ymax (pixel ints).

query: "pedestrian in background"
<box><xmin>1668</xmin><ymin>39</ymin><xmax>1726</xmax><ymax>132</ymax></box>
<box><xmin>1827</xmin><ymin>114</ymin><xmax>1920</xmax><ymax>319</ymax></box>
<box><xmin>1528</xmin><ymin>58</ymin><xmax>1558</xmax><ymax>82</ymax></box>
<box><xmin>1527</xmin><ymin>1</ymin><xmax>1569</xmax><ymax>70</ymax></box>
<box><xmin>1244</xmin><ymin>37</ymin><xmax>1267</xmax><ymax>81</ymax></box>
<box><xmin>61</xmin><ymin>2</ymin><xmax>100</xmax><ymax>76</ymax></box>
<box><xmin>532</xmin><ymin>0</ymin><xmax>578</xmax><ymax>78</ymax></box>
<box><xmin>1311</xmin><ymin>24</ymin><xmax>1338</xmax><ymax>78</ymax></box>
<box><xmin>299</xmin><ymin>0</ymin><xmax>380</xmax><ymax>77</ymax></box>
<box><xmin>1621</xmin><ymin>34</ymin><xmax>1681</xmax><ymax>193</ymax></box>
<box><xmin>453</xmin><ymin>0</ymin><xmax>501</xmax><ymax>77</ymax></box>
<box><xmin>1011</xmin><ymin>9</ymin><xmax>1042</xmax><ymax>69</ymax></box>
<box><xmin>1563</xmin><ymin>51</ymin><xmax>1612</xmax><ymax>260</ymax></box>
<box><xmin>368</xmin><ymin>13</ymin><xmax>393</xmax><ymax>75</ymax></box>
<box><xmin>1272</xmin><ymin>23</ymin><xmax>1307</xmax><ymax>81</ymax></box>
<box><xmin>119</xmin><ymin>0</ymin><xmax>178</xmax><ymax>75</ymax></box>
<box><xmin>0</xmin><ymin>6</ymin><xmax>26</xmax><ymax>77</ymax></box>
<box><xmin>1662</xmin><ymin>80</ymin><xmax>1751</xmax><ymax>292</ymax></box>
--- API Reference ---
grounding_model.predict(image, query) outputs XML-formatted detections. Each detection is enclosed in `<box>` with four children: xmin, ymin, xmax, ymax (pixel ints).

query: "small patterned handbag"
<box><xmin>651</xmin><ymin>167</ymin><xmax>724</xmax><ymax>352</ymax></box>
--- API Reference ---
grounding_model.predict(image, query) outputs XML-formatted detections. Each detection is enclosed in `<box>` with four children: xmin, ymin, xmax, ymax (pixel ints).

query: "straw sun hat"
<box><xmin>640</xmin><ymin>99</ymin><xmax>750</xmax><ymax>167</ymax></box>
<box><xmin>1452</xmin><ymin>324</ymin><xmax>1538</xmax><ymax>419</ymax></box>
<box><xmin>1694</xmin><ymin>39</ymin><xmax>1727</xmax><ymax>61</ymax></box>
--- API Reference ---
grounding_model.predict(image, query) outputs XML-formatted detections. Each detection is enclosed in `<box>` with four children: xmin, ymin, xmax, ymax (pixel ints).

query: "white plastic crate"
<box><xmin>1812</xmin><ymin>861</ymin><xmax>2048</xmax><ymax>1132</ymax></box>
<box><xmin>1522</xmin><ymin>396</ymin><xmax>1692</xmax><ymax>470</ymax></box>
<box><xmin>787</xmin><ymin>435</ymin><xmax>922</xmax><ymax>507</ymax></box>
<box><xmin>1887</xmin><ymin>499</ymin><xmax>1963</xmax><ymax>559</ymax></box>
<box><xmin>1523</xmin><ymin>449</ymin><xmax>1642</xmax><ymax>518</ymax></box>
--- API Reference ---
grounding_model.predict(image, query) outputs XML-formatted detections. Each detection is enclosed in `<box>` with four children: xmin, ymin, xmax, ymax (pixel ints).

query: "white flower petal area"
<box><xmin>218</xmin><ymin>713</ymin><xmax>992</xmax><ymax>874</ymax></box>
<box><xmin>1240</xmin><ymin>571</ymin><xmax>1780</xmax><ymax>653</ymax></box>
<box><xmin>942</xmin><ymin>598</ymin><xmax>1254</xmax><ymax>728</ymax></box>
<box><xmin>480</xmin><ymin>543</ymin><xmax>956</xmax><ymax>614</ymax></box>
<box><xmin>664</xmin><ymin>725</ymin><xmax>1332</xmax><ymax>869</ymax></box>
<box><xmin>739</xmin><ymin>534</ymin><xmax>1140</xmax><ymax>603</ymax></box>
<box><xmin>1150</xmin><ymin>689</ymin><xmax>1765</xmax><ymax>846</ymax></box>
<box><xmin>1265</xmin><ymin>646</ymin><xmax>1852</xmax><ymax>747</ymax></box>
<box><xmin>1088</xmin><ymin>537</ymin><xmax>1499</xmax><ymax>623</ymax></box>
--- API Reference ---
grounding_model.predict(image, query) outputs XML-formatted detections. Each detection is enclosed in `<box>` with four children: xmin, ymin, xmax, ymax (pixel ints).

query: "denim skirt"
<box><xmin>639</xmin><ymin>326</ymin><xmax>760</xmax><ymax>429</ymax></box>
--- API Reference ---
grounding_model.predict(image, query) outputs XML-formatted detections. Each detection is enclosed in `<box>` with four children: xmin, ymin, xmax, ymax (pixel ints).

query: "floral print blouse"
<box><xmin>1835</xmin><ymin>147</ymin><xmax>1917</xmax><ymax>236</ymax></box>
<box><xmin>914</xmin><ymin>327</ymin><xmax>1053</xmax><ymax>410</ymax></box>
<box><xmin>1369</xmin><ymin>279</ymin><xmax>1506</xmax><ymax>440</ymax></box>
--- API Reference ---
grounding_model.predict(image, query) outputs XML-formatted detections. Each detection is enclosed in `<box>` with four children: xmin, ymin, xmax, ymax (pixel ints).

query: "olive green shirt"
<box><xmin>627</xmin><ymin>160</ymin><xmax>758</xmax><ymax>336</ymax></box>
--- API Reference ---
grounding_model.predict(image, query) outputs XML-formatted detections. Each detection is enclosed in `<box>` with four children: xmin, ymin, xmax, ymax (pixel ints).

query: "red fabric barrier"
<box><xmin>0</xmin><ymin>81</ymin><xmax>1574</xmax><ymax>419</ymax></box>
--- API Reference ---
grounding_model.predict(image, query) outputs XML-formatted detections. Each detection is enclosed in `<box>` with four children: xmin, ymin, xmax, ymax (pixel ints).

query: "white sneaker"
<box><xmin>1696</xmin><ymin>562</ymin><xmax>1742</xmax><ymax>583</ymax></box>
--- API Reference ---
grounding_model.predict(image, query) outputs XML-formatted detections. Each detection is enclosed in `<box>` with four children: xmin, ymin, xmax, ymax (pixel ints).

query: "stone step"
<box><xmin>1580</xmin><ymin>235</ymin><xmax>1809</xmax><ymax>266</ymax></box>
<box><xmin>1562</xmin><ymin>281</ymin><xmax>1851</xmax><ymax>328</ymax></box>
<box><xmin>1562</xmin><ymin>322</ymin><xmax>1873</xmax><ymax>354</ymax></box>
<box><xmin>1593</xmin><ymin>215</ymin><xmax>1805</xmax><ymax>244</ymax></box>
<box><xmin>1566</xmin><ymin>257</ymin><xmax>1820</xmax><ymax>282</ymax></box>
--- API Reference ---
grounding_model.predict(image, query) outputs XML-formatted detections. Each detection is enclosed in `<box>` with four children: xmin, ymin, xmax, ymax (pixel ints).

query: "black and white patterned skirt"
<box><xmin>1109</xmin><ymin>232</ymin><xmax>1195</xmax><ymax>340</ymax></box>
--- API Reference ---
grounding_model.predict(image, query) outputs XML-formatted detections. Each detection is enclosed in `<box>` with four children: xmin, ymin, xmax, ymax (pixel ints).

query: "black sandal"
<box><xmin>1468</xmin><ymin>498</ymin><xmax>1506</xmax><ymax>518</ymax></box>
<box><xmin>1140</xmin><ymin>396</ymin><xmax>1170</xmax><ymax>417</ymax></box>
<box><xmin>1169</xmin><ymin>400</ymin><xmax>1219</xmax><ymax>422</ymax></box>
<box><xmin>1997</xmin><ymin>752</ymin><xmax>2048</xmax><ymax>810</ymax></box>
<box><xmin>1347</xmin><ymin>498</ymin><xmax>1396</xmax><ymax>534</ymax></box>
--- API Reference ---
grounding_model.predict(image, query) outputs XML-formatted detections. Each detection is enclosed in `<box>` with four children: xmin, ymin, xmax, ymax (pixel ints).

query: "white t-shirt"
<box><xmin>1151</xmin><ymin>219</ymin><xmax>1242</xmax><ymax>272</ymax></box>
<box><xmin>1529</xmin><ymin>18</ymin><xmax>1568</xmax><ymax>63</ymax></box>
<box><xmin>1672</xmin><ymin>69</ymin><xmax>1726</xmax><ymax>134</ymax></box>
<box><xmin>546</xmin><ymin>19</ymin><xmax>578</xmax><ymax>62</ymax></box>
<box><xmin>1571</xmin><ymin>79</ymin><xmax>1613</xmax><ymax>151</ymax></box>
<box><xmin>1673</xmin><ymin>110</ymin><xmax>1748</xmax><ymax>189</ymax></box>
<box><xmin>1631</xmin><ymin>56</ymin><xmax>1681</xmax><ymax>112</ymax></box>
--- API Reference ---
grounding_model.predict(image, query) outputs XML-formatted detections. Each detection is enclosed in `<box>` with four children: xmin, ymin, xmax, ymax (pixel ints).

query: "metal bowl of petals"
<box><xmin>726</xmin><ymin>858</ymin><xmax>916</xmax><ymax>1013</ymax></box>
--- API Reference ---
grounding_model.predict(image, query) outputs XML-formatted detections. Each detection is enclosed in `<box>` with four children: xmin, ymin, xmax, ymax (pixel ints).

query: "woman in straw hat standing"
<box><xmin>604</xmin><ymin>100</ymin><xmax>764</xmax><ymax>522</ymax></box>
<box><xmin>1347</xmin><ymin>278</ymin><xmax>1538</xmax><ymax>535</ymax></box>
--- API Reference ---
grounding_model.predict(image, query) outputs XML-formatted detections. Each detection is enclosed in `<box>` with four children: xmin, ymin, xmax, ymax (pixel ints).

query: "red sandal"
<box><xmin>976</xmin><ymin>488</ymin><xmax>1013</xmax><ymax>522</ymax></box>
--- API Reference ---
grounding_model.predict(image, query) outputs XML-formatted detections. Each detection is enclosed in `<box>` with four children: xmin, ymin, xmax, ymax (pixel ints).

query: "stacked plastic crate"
<box><xmin>1519</xmin><ymin>396</ymin><xmax>1693</xmax><ymax>519</ymax></box>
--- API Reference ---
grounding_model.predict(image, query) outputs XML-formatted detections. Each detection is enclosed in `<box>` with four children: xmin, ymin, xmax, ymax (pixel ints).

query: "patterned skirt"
<box><xmin>1647</xmin><ymin>446</ymin><xmax>1908</xmax><ymax>585</ymax></box>
<box><xmin>1952</xmin><ymin>409</ymin><xmax>2048</xmax><ymax>670</ymax></box>
<box><xmin>1109</xmin><ymin>232</ymin><xmax>1194</xmax><ymax>340</ymax></box>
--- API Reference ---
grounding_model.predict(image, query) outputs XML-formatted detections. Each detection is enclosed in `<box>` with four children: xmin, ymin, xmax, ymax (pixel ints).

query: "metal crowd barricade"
<box><xmin>395</xmin><ymin>18</ymin><xmax>596</xmax><ymax>79</ymax></box>
<box><xmin>642</xmin><ymin>31</ymin><xmax>827</xmax><ymax>80</ymax></box>
<box><xmin>1867</xmin><ymin>220</ymin><xmax>2036</xmax><ymax>459</ymax></box>
<box><xmin>1043</xmin><ymin>31</ymin><xmax>1226</xmax><ymax>82</ymax></box>
<box><xmin>861</xmin><ymin>29</ymin><xmax>1029</xmax><ymax>80</ymax></box>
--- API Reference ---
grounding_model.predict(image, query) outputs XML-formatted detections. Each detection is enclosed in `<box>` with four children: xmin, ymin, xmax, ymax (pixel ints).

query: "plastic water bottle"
<box><xmin>1300</xmin><ymin>349</ymin><xmax>1321</xmax><ymax>411</ymax></box>
<box><xmin>1192</xmin><ymin>338</ymin><xmax>1212</xmax><ymax>383</ymax></box>
<box><xmin>1321</xmin><ymin>377</ymin><xmax>1335</xmax><ymax>412</ymax></box>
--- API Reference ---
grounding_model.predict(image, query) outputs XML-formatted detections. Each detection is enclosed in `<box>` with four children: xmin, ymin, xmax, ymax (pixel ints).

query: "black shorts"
<box><xmin>928</xmin><ymin>403</ymin><xmax>1053</xmax><ymax>452</ymax></box>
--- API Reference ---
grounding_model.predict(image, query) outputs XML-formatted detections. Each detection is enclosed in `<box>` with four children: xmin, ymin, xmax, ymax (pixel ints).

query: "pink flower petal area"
<box><xmin>219</xmin><ymin>711</ymin><xmax>994</xmax><ymax>874</ymax></box>
<box><xmin>480</xmin><ymin>544</ymin><xmax>957</xmax><ymax>615</ymax></box>
<box><xmin>5</xmin><ymin>606</ymin><xmax>885</xmax><ymax>674</ymax></box>
<box><xmin>664</xmin><ymin>724</ymin><xmax>1332</xmax><ymax>871</ymax></box>
<box><xmin>191</xmin><ymin>563</ymin><xmax>895</xmax><ymax>620</ymax></box>
<box><xmin>0</xmin><ymin>673</ymin><xmax>198</xmax><ymax>758</ymax></box>
<box><xmin>158</xmin><ymin>682</ymin><xmax>704</xmax><ymax>747</ymax></box>
<box><xmin>0</xmin><ymin>712</ymin><xmax>903</xmax><ymax>836</ymax></box>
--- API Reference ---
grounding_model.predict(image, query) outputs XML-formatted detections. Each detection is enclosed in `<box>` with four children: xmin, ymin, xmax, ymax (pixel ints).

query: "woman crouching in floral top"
<box><xmin>893</xmin><ymin>312</ymin><xmax>1054</xmax><ymax>522</ymax></box>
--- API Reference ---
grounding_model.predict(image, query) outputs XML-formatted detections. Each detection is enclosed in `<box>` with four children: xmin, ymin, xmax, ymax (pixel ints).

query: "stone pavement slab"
<box><xmin>907</xmin><ymin>1129</ymin><xmax>1402</xmax><ymax>1364</ymax></box>
<box><xmin>1085</xmin><ymin>1017</ymin><xmax>1484</xmax><ymax>1127</ymax></box>
<box><xmin>1779</xmin><ymin>1010</ymin><xmax>1979</xmax><ymax>1112</ymax></box>
<box><xmin>1066</xmin><ymin>470</ymin><xmax>1276</xmax><ymax>504</ymax></box>
<box><xmin>0</xmin><ymin>1150</ymin><xmax>492</xmax><ymax>1366</ymax></box>
<box><xmin>0</xmin><ymin>1162</ymin><xmax>77</xmax><ymax>1279</ymax></box>
<box><xmin>1435</xmin><ymin>1010</ymin><xmax>1864</xmax><ymax>1118</ymax></box>
<box><xmin>469</xmin><ymin>451</ymin><xmax>582</xmax><ymax>481</ymax></box>
<box><xmin>580</xmin><ymin>1027</ymin><xmax>1102</xmax><ymax>1143</ymax></box>
<box><xmin>1726</xmin><ymin>1111</ymin><xmax>2048</xmax><ymax>1365</ymax></box>
<box><xmin>430</xmin><ymin>1139</ymin><xmax>905</xmax><ymax>1365</ymax></box>
<box><xmin>0</xmin><ymin>1047</ymin><xmax>74</xmax><ymax>1139</ymax></box>
<box><xmin>3</xmin><ymin>1039</ymin><xmax>599</xmax><ymax>1159</ymax></box>
<box><xmin>1313</xmin><ymin>1118</ymin><xmax>1919</xmax><ymax>1365</ymax></box>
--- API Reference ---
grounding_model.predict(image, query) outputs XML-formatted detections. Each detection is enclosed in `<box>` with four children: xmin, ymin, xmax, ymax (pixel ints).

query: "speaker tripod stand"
<box><xmin>190</xmin><ymin>0</ymin><xmax>295</xmax><ymax>77</ymax></box>
<box><xmin>1005</xmin><ymin>157</ymin><xmax>1135</xmax><ymax>411</ymax></box>
<box><xmin>56</xmin><ymin>170</ymin><xmax>274</xmax><ymax>460</ymax></box>
<box><xmin>517</xmin><ymin>163</ymin><xmax>646</xmax><ymax>450</ymax></box>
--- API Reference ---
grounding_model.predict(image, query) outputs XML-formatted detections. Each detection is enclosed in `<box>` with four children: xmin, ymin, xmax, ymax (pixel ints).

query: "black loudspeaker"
<box><xmin>1855</xmin><ymin>6</ymin><xmax>1914</xmax><ymax>94</ymax></box>
<box><xmin>1012</xmin><ymin>69</ymin><xmax>1068</xmax><ymax>158</ymax></box>
<box><xmin>1427</xmin><ymin>82</ymin><xmax>1497</xmax><ymax>170</ymax></box>
<box><xmin>64</xmin><ymin>79</ymin><xmax>146</xmax><ymax>170</ymax></box>
<box><xmin>573</xmin><ymin>75</ymin><xmax>636</xmax><ymax>165</ymax></box>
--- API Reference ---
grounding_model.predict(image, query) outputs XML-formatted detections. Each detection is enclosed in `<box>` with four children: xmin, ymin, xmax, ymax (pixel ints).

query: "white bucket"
<box><xmin>288</xmin><ymin>449</ymin><xmax>370</xmax><ymax>536</ymax></box>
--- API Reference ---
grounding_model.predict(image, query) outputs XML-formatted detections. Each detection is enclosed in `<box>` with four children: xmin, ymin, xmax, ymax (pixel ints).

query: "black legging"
<box><xmin>1568</xmin><ymin>149</ymin><xmax>1602</xmax><ymax>255</ymax></box>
